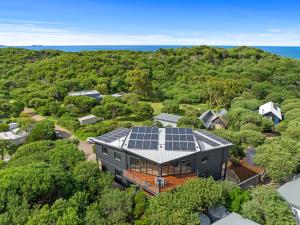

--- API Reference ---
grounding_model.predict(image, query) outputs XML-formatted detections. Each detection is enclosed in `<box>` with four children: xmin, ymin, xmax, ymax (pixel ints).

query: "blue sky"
<box><xmin>1</xmin><ymin>0</ymin><xmax>300</xmax><ymax>46</ymax></box>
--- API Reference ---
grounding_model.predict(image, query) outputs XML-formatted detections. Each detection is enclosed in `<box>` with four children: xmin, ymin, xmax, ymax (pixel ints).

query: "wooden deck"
<box><xmin>124</xmin><ymin>170</ymin><xmax>198</xmax><ymax>194</ymax></box>
<box><xmin>227</xmin><ymin>159</ymin><xmax>264</xmax><ymax>182</ymax></box>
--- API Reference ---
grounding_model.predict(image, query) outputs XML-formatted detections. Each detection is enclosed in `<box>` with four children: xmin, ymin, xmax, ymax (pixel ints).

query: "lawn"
<box><xmin>147</xmin><ymin>102</ymin><xmax>163</xmax><ymax>115</ymax></box>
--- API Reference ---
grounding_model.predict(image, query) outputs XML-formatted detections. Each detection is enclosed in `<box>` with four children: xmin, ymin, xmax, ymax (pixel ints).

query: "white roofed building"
<box><xmin>68</xmin><ymin>90</ymin><xmax>101</xmax><ymax>100</ymax></box>
<box><xmin>78</xmin><ymin>115</ymin><xmax>101</xmax><ymax>125</ymax></box>
<box><xmin>0</xmin><ymin>128</ymin><xmax>28</xmax><ymax>145</ymax></box>
<box><xmin>153</xmin><ymin>113</ymin><xmax>183</xmax><ymax>127</ymax></box>
<box><xmin>259</xmin><ymin>102</ymin><xmax>282</xmax><ymax>125</ymax></box>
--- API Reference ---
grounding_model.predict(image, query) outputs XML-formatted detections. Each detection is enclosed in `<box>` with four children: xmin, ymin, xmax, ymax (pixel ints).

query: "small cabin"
<box><xmin>68</xmin><ymin>90</ymin><xmax>101</xmax><ymax>100</ymax></box>
<box><xmin>259</xmin><ymin>101</ymin><xmax>282</xmax><ymax>125</ymax></box>
<box><xmin>78</xmin><ymin>115</ymin><xmax>101</xmax><ymax>125</ymax></box>
<box><xmin>199</xmin><ymin>109</ymin><xmax>228</xmax><ymax>130</ymax></box>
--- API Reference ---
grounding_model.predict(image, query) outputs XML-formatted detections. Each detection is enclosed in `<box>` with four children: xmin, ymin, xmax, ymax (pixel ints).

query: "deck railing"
<box><xmin>238</xmin><ymin>173</ymin><xmax>262</xmax><ymax>188</ymax></box>
<box><xmin>123</xmin><ymin>170</ymin><xmax>160</xmax><ymax>194</ymax></box>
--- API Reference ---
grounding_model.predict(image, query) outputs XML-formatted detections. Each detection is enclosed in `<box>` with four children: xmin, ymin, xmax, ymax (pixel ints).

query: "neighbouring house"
<box><xmin>277</xmin><ymin>176</ymin><xmax>300</xmax><ymax>224</ymax></box>
<box><xmin>211</xmin><ymin>212</ymin><xmax>260</xmax><ymax>225</ymax></box>
<box><xmin>0</xmin><ymin>128</ymin><xmax>28</xmax><ymax>145</ymax></box>
<box><xmin>153</xmin><ymin>113</ymin><xmax>183</xmax><ymax>127</ymax></box>
<box><xmin>258</xmin><ymin>101</ymin><xmax>282</xmax><ymax>125</ymax></box>
<box><xmin>8</xmin><ymin>122</ymin><xmax>18</xmax><ymax>131</ymax></box>
<box><xmin>93</xmin><ymin>127</ymin><xmax>232</xmax><ymax>195</ymax></box>
<box><xmin>68</xmin><ymin>90</ymin><xmax>102</xmax><ymax>100</ymax></box>
<box><xmin>111</xmin><ymin>92</ymin><xmax>126</xmax><ymax>98</ymax></box>
<box><xmin>199</xmin><ymin>109</ymin><xmax>228</xmax><ymax>130</ymax></box>
<box><xmin>78</xmin><ymin>115</ymin><xmax>101</xmax><ymax>125</ymax></box>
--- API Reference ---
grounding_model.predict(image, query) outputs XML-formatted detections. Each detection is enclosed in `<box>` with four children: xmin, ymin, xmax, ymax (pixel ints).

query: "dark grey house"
<box><xmin>93</xmin><ymin>126</ymin><xmax>232</xmax><ymax>195</ymax></box>
<box><xmin>68</xmin><ymin>90</ymin><xmax>101</xmax><ymax>100</ymax></box>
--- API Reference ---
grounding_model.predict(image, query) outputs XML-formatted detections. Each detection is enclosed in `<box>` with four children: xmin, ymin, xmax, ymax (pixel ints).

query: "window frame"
<box><xmin>102</xmin><ymin>146</ymin><xmax>108</xmax><ymax>155</ymax></box>
<box><xmin>114</xmin><ymin>151</ymin><xmax>121</xmax><ymax>161</ymax></box>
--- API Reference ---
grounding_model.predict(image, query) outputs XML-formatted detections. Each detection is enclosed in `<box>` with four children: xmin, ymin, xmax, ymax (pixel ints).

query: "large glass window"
<box><xmin>129</xmin><ymin>156</ymin><xmax>140</xmax><ymax>171</ymax></box>
<box><xmin>114</xmin><ymin>152</ymin><xmax>121</xmax><ymax>161</ymax></box>
<box><xmin>102</xmin><ymin>147</ymin><xmax>108</xmax><ymax>155</ymax></box>
<box><xmin>181</xmin><ymin>160</ymin><xmax>192</xmax><ymax>174</ymax></box>
<box><xmin>170</xmin><ymin>161</ymin><xmax>180</xmax><ymax>175</ymax></box>
<box><xmin>162</xmin><ymin>165</ymin><xmax>169</xmax><ymax>176</ymax></box>
<box><xmin>147</xmin><ymin>161</ymin><xmax>159</xmax><ymax>175</ymax></box>
<box><xmin>140</xmin><ymin>160</ymin><xmax>147</xmax><ymax>173</ymax></box>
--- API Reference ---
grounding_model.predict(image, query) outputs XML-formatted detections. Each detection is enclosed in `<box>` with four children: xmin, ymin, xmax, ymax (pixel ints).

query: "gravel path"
<box><xmin>23</xmin><ymin>108</ymin><xmax>96</xmax><ymax>161</ymax></box>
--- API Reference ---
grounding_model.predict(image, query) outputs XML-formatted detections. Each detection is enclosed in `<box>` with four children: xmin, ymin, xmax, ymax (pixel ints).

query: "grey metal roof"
<box><xmin>93</xmin><ymin>126</ymin><xmax>232</xmax><ymax>164</ymax></box>
<box><xmin>277</xmin><ymin>177</ymin><xmax>300</xmax><ymax>209</ymax></box>
<box><xmin>78</xmin><ymin>115</ymin><xmax>99</xmax><ymax>122</ymax></box>
<box><xmin>213</xmin><ymin>213</ymin><xmax>260</xmax><ymax>225</ymax></box>
<box><xmin>199</xmin><ymin>109</ymin><xmax>228</xmax><ymax>129</ymax></box>
<box><xmin>68</xmin><ymin>90</ymin><xmax>100</xmax><ymax>96</ymax></box>
<box><xmin>199</xmin><ymin>110</ymin><xmax>215</xmax><ymax>129</ymax></box>
<box><xmin>153</xmin><ymin>113</ymin><xmax>182</xmax><ymax>123</ymax></box>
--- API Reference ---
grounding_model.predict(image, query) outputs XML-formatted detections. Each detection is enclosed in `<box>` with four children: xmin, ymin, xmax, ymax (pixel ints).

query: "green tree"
<box><xmin>161</xmin><ymin>100</ymin><xmax>180</xmax><ymax>114</ymax></box>
<box><xmin>27</xmin><ymin>120</ymin><xmax>55</xmax><ymax>142</ymax></box>
<box><xmin>177</xmin><ymin>116</ymin><xmax>203</xmax><ymax>129</ymax></box>
<box><xmin>0</xmin><ymin>140</ymin><xmax>17</xmax><ymax>160</ymax></box>
<box><xmin>132</xmin><ymin>102</ymin><xmax>154</xmax><ymax>120</ymax></box>
<box><xmin>126</xmin><ymin>69</ymin><xmax>152</xmax><ymax>97</ymax></box>
<box><xmin>241</xmin><ymin>186</ymin><xmax>296</xmax><ymax>225</ymax></box>
<box><xmin>0</xmin><ymin>123</ymin><xmax>9</xmax><ymax>132</ymax></box>
<box><xmin>254</xmin><ymin>137</ymin><xmax>300</xmax><ymax>182</ymax></box>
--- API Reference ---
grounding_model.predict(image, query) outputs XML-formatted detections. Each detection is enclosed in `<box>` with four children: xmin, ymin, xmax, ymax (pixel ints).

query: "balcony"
<box><xmin>124</xmin><ymin>169</ymin><xmax>198</xmax><ymax>195</ymax></box>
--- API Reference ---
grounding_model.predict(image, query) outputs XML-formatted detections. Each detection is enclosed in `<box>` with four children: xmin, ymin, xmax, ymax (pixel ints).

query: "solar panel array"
<box><xmin>197</xmin><ymin>130</ymin><xmax>232</xmax><ymax>145</ymax></box>
<box><xmin>128</xmin><ymin>126</ymin><xmax>159</xmax><ymax>150</ymax></box>
<box><xmin>95</xmin><ymin>128</ymin><xmax>131</xmax><ymax>143</ymax></box>
<box><xmin>165</xmin><ymin>128</ymin><xmax>196</xmax><ymax>151</ymax></box>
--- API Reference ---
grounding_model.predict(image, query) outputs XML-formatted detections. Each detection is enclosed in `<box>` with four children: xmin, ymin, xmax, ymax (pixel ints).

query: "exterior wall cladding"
<box><xmin>95</xmin><ymin>143</ymin><xmax>229</xmax><ymax>185</ymax></box>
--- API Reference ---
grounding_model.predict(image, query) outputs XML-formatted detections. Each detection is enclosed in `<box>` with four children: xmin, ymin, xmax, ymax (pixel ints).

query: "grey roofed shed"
<box><xmin>212</xmin><ymin>212</ymin><xmax>260</xmax><ymax>225</ymax></box>
<box><xmin>68</xmin><ymin>90</ymin><xmax>101</xmax><ymax>99</ymax></box>
<box><xmin>277</xmin><ymin>177</ymin><xmax>300</xmax><ymax>209</ymax></box>
<box><xmin>153</xmin><ymin>113</ymin><xmax>182</xmax><ymax>123</ymax></box>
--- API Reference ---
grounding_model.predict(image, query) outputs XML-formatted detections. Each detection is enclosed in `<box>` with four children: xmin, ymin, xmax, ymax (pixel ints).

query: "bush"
<box><xmin>161</xmin><ymin>100</ymin><xmax>180</xmax><ymax>114</ymax></box>
<box><xmin>58</xmin><ymin>115</ymin><xmax>80</xmax><ymax>132</ymax></box>
<box><xmin>0</xmin><ymin>123</ymin><xmax>9</xmax><ymax>132</ymax></box>
<box><xmin>28</xmin><ymin>120</ymin><xmax>55</xmax><ymax>142</ymax></box>
<box><xmin>132</xmin><ymin>102</ymin><xmax>154</xmax><ymax>120</ymax></box>
<box><xmin>177</xmin><ymin>116</ymin><xmax>203</xmax><ymax>129</ymax></box>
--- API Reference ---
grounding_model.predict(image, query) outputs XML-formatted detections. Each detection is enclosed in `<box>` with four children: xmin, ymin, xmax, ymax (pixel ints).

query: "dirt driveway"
<box><xmin>23</xmin><ymin>108</ymin><xmax>96</xmax><ymax>161</ymax></box>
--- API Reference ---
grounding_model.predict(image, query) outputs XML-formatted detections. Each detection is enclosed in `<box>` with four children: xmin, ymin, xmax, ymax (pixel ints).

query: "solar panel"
<box><xmin>197</xmin><ymin>130</ymin><xmax>231</xmax><ymax>145</ymax></box>
<box><xmin>194</xmin><ymin>133</ymin><xmax>220</xmax><ymax>147</ymax></box>
<box><xmin>95</xmin><ymin>128</ymin><xmax>131</xmax><ymax>143</ymax></box>
<box><xmin>165</xmin><ymin>141</ymin><xmax>196</xmax><ymax>151</ymax></box>
<box><xmin>164</xmin><ymin>128</ymin><xmax>196</xmax><ymax>151</ymax></box>
<box><xmin>127</xmin><ymin>126</ymin><xmax>159</xmax><ymax>150</ymax></box>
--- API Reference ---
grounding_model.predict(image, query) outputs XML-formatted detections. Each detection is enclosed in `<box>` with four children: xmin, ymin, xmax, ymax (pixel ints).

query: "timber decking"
<box><xmin>124</xmin><ymin>169</ymin><xmax>197</xmax><ymax>194</ymax></box>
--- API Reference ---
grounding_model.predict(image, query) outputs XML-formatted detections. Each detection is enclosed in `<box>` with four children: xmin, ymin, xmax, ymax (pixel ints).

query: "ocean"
<box><xmin>1</xmin><ymin>45</ymin><xmax>300</xmax><ymax>60</ymax></box>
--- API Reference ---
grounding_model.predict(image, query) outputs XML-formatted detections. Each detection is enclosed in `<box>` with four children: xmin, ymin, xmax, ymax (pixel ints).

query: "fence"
<box><xmin>237</xmin><ymin>173</ymin><xmax>263</xmax><ymax>189</ymax></box>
